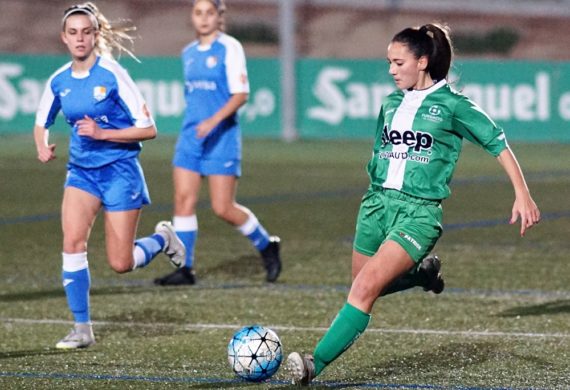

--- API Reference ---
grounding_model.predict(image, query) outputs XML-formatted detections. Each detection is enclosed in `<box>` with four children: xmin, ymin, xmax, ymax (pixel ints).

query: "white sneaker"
<box><xmin>155</xmin><ymin>221</ymin><xmax>186</xmax><ymax>268</ymax></box>
<box><xmin>56</xmin><ymin>323</ymin><xmax>95</xmax><ymax>349</ymax></box>
<box><xmin>286</xmin><ymin>352</ymin><xmax>315</xmax><ymax>386</ymax></box>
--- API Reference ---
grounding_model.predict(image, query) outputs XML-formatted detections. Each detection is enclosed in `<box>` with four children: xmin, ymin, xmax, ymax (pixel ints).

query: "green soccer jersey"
<box><xmin>368</xmin><ymin>80</ymin><xmax>508</xmax><ymax>200</ymax></box>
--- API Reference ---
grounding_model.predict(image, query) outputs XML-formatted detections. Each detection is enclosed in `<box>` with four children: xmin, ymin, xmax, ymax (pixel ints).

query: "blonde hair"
<box><xmin>62</xmin><ymin>2</ymin><xmax>139</xmax><ymax>61</ymax></box>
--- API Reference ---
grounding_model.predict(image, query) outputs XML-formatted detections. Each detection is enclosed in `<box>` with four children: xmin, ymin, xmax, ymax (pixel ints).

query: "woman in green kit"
<box><xmin>286</xmin><ymin>22</ymin><xmax>541</xmax><ymax>385</ymax></box>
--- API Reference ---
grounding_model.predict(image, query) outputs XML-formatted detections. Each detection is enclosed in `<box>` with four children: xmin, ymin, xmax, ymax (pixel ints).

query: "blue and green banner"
<box><xmin>1</xmin><ymin>53</ymin><xmax>569</xmax><ymax>141</ymax></box>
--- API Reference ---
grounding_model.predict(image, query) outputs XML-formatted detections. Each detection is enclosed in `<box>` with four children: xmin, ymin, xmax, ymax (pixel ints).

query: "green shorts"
<box><xmin>353</xmin><ymin>187</ymin><xmax>443</xmax><ymax>263</ymax></box>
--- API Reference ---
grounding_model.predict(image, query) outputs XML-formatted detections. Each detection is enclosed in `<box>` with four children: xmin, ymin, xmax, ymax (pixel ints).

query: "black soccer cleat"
<box><xmin>420</xmin><ymin>255</ymin><xmax>444</xmax><ymax>294</ymax></box>
<box><xmin>154</xmin><ymin>267</ymin><xmax>196</xmax><ymax>286</ymax></box>
<box><xmin>260</xmin><ymin>236</ymin><xmax>282</xmax><ymax>283</ymax></box>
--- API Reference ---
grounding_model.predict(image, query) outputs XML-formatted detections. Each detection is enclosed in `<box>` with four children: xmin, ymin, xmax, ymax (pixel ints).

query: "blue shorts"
<box><xmin>173</xmin><ymin>128</ymin><xmax>241</xmax><ymax>176</ymax></box>
<box><xmin>173</xmin><ymin>154</ymin><xmax>241</xmax><ymax>176</ymax></box>
<box><xmin>65</xmin><ymin>158</ymin><xmax>151</xmax><ymax>212</ymax></box>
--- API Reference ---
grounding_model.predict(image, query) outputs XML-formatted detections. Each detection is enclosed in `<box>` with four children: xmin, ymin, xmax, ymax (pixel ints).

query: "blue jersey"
<box><xmin>35</xmin><ymin>56</ymin><xmax>154</xmax><ymax>168</ymax></box>
<box><xmin>179</xmin><ymin>33</ymin><xmax>249</xmax><ymax>162</ymax></box>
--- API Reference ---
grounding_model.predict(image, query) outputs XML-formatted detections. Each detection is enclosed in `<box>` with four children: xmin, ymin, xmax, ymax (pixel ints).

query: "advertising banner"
<box><xmin>298</xmin><ymin>58</ymin><xmax>570</xmax><ymax>141</ymax></box>
<box><xmin>1</xmin><ymin>53</ymin><xmax>569</xmax><ymax>141</ymax></box>
<box><xmin>0</xmin><ymin>54</ymin><xmax>281</xmax><ymax>137</ymax></box>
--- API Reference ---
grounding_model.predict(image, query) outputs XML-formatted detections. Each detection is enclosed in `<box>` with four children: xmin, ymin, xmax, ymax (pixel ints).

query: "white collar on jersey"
<box><xmin>403</xmin><ymin>79</ymin><xmax>447</xmax><ymax>98</ymax></box>
<box><xmin>197</xmin><ymin>32</ymin><xmax>221</xmax><ymax>51</ymax></box>
<box><xmin>71</xmin><ymin>70</ymin><xmax>90</xmax><ymax>79</ymax></box>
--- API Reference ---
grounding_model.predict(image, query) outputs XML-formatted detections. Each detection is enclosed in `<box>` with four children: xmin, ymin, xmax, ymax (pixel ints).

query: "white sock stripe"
<box><xmin>132</xmin><ymin>246</ymin><xmax>146</xmax><ymax>270</ymax></box>
<box><xmin>237</xmin><ymin>212</ymin><xmax>259</xmax><ymax>235</ymax></box>
<box><xmin>62</xmin><ymin>252</ymin><xmax>88</xmax><ymax>272</ymax></box>
<box><xmin>173</xmin><ymin>215</ymin><xmax>198</xmax><ymax>231</ymax></box>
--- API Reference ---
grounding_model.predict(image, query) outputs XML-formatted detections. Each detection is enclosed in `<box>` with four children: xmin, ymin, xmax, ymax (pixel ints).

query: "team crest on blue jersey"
<box><xmin>206</xmin><ymin>56</ymin><xmax>218</xmax><ymax>68</ymax></box>
<box><xmin>93</xmin><ymin>86</ymin><xmax>107</xmax><ymax>101</ymax></box>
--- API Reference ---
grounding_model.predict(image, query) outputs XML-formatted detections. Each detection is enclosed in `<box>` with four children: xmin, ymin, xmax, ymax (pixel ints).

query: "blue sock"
<box><xmin>173</xmin><ymin>215</ymin><xmax>198</xmax><ymax>269</ymax></box>
<box><xmin>133</xmin><ymin>234</ymin><xmax>165</xmax><ymax>269</ymax></box>
<box><xmin>237</xmin><ymin>212</ymin><xmax>270</xmax><ymax>251</ymax></box>
<box><xmin>177</xmin><ymin>230</ymin><xmax>196</xmax><ymax>268</ymax></box>
<box><xmin>62</xmin><ymin>253</ymin><xmax>90</xmax><ymax>323</ymax></box>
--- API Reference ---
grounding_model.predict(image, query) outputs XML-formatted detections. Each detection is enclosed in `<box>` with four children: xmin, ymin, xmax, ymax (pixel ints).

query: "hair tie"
<box><xmin>419</xmin><ymin>25</ymin><xmax>434</xmax><ymax>39</ymax></box>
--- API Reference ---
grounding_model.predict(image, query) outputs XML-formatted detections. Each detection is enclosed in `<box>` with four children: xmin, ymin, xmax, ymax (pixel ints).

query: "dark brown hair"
<box><xmin>391</xmin><ymin>23</ymin><xmax>454</xmax><ymax>81</ymax></box>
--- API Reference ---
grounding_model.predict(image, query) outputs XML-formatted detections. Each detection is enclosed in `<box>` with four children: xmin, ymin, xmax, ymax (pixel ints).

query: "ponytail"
<box><xmin>392</xmin><ymin>23</ymin><xmax>454</xmax><ymax>81</ymax></box>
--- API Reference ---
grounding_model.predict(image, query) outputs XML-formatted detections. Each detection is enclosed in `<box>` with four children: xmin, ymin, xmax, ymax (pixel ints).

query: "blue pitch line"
<box><xmin>1</xmin><ymin>189</ymin><xmax>363</xmax><ymax>227</ymax></box>
<box><xmin>444</xmin><ymin>210</ymin><xmax>570</xmax><ymax>231</ymax></box>
<box><xmin>2</xmin><ymin>178</ymin><xmax>570</xmax><ymax>228</ymax></box>
<box><xmin>0</xmin><ymin>212</ymin><xmax>60</xmax><ymax>226</ymax></box>
<box><xmin>0</xmin><ymin>372</ymin><xmax>545</xmax><ymax>390</ymax></box>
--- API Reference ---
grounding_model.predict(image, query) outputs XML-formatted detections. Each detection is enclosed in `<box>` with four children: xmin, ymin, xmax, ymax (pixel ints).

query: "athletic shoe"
<box><xmin>420</xmin><ymin>254</ymin><xmax>445</xmax><ymax>294</ymax></box>
<box><xmin>55</xmin><ymin>323</ymin><xmax>95</xmax><ymax>349</ymax></box>
<box><xmin>260</xmin><ymin>236</ymin><xmax>282</xmax><ymax>282</ymax></box>
<box><xmin>155</xmin><ymin>221</ymin><xmax>186</xmax><ymax>268</ymax></box>
<box><xmin>154</xmin><ymin>267</ymin><xmax>196</xmax><ymax>286</ymax></box>
<box><xmin>286</xmin><ymin>352</ymin><xmax>315</xmax><ymax>386</ymax></box>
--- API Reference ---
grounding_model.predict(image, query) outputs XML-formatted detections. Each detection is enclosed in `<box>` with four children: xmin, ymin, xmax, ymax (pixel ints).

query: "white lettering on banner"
<box><xmin>346</xmin><ymin>83</ymin><xmax>369</xmax><ymax>119</ymax></box>
<box><xmin>536</xmin><ymin>73</ymin><xmax>549</xmax><ymax>120</ymax></box>
<box><xmin>136</xmin><ymin>80</ymin><xmax>184</xmax><ymax>117</ymax></box>
<box><xmin>19</xmin><ymin>79</ymin><xmax>43</xmax><ymax>114</ymax></box>
<box><xmin>0</xmin><ymin>63</ymin><xmax>23</xmax><ymax>119</ymax></box>
<box><xmin>0</xmin><ymin>60</ymin><xmax>567</xmax><ymax>134</ymax></box>
<box><xmin>0</xmin><ymin>63</ymin><xmax>44</xmax><ymax>120</ymax></box>
<box><xmin>308</xmin><ymin>66</ymin><xmax>394</xmax><ymax>125</ymax></box>
<box><xmin>558</xmin><ymin>92</ymin><xmax>570</xmax><ymax>120</ymax></box>
<box><xmin>137</xmin><ymin>81</ymin><xmax>275</xmax><ymax>121</ymax></box>
<box><xmin>156</xmin><ymin>81</ymin><xmax>184</xmax><ymax>116</ymax></box>
<box><xmin>243</xmin><ymin>88</ymin><xmax>275</xmax><ymax>122</ymax></box>
<box><xmin>462</xmin><ymin>72</ymin><xmax>550</xmax><ymax>122</ymax></box>
<box><xmin>308</xmin><ymin>67</ymin><xmax>350</xmax><ymax>125</ymax></box>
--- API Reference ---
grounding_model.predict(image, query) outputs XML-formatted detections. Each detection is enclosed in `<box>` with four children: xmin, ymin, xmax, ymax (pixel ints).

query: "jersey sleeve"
<box><xmin>224</xmin><ymin>37</ymin><xmax>250</xmax><ymax>94</ymax></box>
<box><xmin>113</xmin><ymin>64</ymin><xmax>155</xmax><ymax>129</ymax></box>
<box><xmin>374</xmin><ymin>105</ymin><xmax>386</xmax><ymax>149</ymax></box>
<box><xmin>452</xmin><ymin>95</ymin><xmax>508</xmax><ymax>157</ymax></box>
<box><xmin>35</xmin><ymin>78</ymin><xmax>61</xmax><ymax>129</ymax></box>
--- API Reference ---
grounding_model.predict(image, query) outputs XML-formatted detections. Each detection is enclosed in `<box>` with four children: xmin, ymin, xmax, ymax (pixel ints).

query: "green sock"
<box><xmin>313</xmin><ymin>302</ymin><xmax>371</xmax><ymax>376</ymax></box>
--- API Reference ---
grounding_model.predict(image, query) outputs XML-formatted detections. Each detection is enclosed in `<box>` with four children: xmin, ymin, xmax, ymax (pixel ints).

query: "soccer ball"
<box><xmin>227</xmin><ymin>325</ymin><xmax>283</xmax><ymax>382</ymax></box>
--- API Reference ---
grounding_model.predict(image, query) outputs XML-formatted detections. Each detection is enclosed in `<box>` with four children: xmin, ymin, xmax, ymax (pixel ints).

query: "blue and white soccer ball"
<box><xmin>227</xmin><ymin>325</ymin><xmax>283</xmax><ymax>382</ymax></box>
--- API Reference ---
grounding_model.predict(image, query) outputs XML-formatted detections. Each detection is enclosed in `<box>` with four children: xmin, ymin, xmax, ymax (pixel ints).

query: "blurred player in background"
<box><xmin>33</xmin><ymin>2</ymin><xmax>185</xmax><ymax>349</ymax></box>
<box><xmin>153</xmin><ymin>0</ymin><xmax>282</xmax><ymax>286</ymax></box>
<box><xmin>286</xmin><ymin>23</ymin><xmax>541</xmax><ymax>385</ymax></box>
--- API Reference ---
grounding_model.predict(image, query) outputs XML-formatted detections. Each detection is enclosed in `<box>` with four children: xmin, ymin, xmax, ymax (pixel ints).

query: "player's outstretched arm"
<box><xmin>33</xmin><ymin>125</ymin><xmax>56</xmax><ymax>163</ymax></box>
<box><xmin>496</xmin><ymin>147</ymin><xmax>541</xmax><ymax>237</ymax></box>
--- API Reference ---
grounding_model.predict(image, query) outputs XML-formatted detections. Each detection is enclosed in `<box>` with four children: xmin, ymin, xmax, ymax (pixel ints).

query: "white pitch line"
<box><xmin>1</xmin><ymin>317</ymin><xmax>569</xmax><ymax>340</ymax></box>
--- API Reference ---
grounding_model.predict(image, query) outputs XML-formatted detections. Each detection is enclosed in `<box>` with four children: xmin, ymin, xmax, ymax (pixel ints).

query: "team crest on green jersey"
<box><xmin>422</xmin><ymin>105</ymin><xmax>444</xmax><ymax>123</ymax></box>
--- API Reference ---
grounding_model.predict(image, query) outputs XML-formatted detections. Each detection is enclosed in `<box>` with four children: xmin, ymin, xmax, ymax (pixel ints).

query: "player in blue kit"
<box><xmin>286</xmin><ymin>23</ymin><xmax>541</xmax><ymax>385</ymax></box>
<box><xmin>154</xmin><ymin>0</ymin><xmax>282</xmax><ymax>286</ymax></box>
<box><xmin>33</xmin><ymin>2</ymin><xmax>185</xmax><ymax>349</ymax></box>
